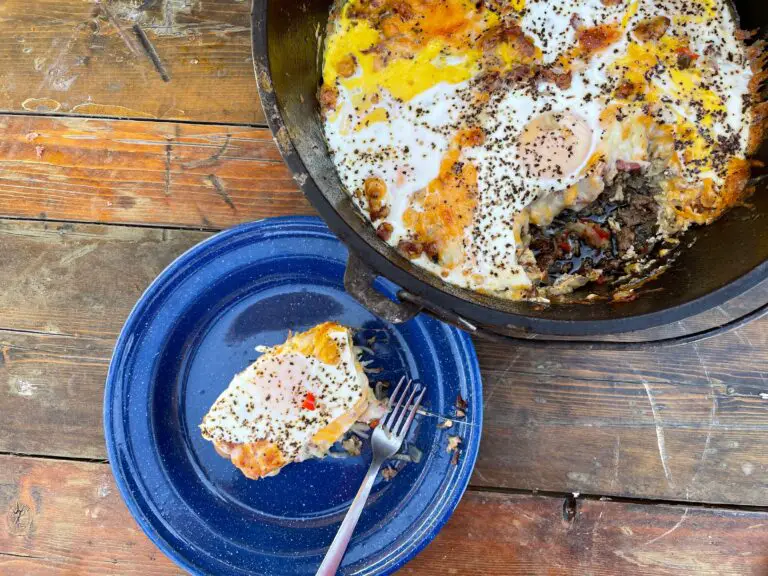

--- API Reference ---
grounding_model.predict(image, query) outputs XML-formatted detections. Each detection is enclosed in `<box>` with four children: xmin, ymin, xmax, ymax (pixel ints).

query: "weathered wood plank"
<box><xmin>1</xmin><ymin>454</ymin><xmax>767</xmax><ymax>576</ymax></box>
<box><xmin>0</xmin><ymin>455</ymin><xmax>179</xmax><ymax>575</ymax></box>
<box><xmin>2</xmin><ymin>219</ymin><xmax>768</xmax><ymax>504</ymax></box>
<box><xmin>0</xmin><ymin>220</ymin><xmax>209</xmax><ymax>337</ymax></box>
<box><xmin>479</xmin><ymin>411</ymin><xmax>768</xmax><ymax>505</ymax></box>
<box><xmin>0</xmin><ymin>0</ymin><xmax>262</xmax><ymax>124</ymax></box>
<box><xmin>474</xmin><ymin>303</ymin><xmax>768</xmax><ymax>390</ymax></box>
<box><xmin>0</xmin><ymin>114</ymin><xmax>310</xmax><ymax>228</ymax></box>
<box><xmin>0</xmin><ymin>223</ymin><xmax>207</xmax><ymax>458</ymax></box>
<box><xmin>0</xmin><ymin>333</ymin><xmax>112</xmax><ymax>460</ymax></box>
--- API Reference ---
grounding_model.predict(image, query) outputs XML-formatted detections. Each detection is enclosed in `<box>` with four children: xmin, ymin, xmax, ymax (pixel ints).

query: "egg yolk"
<box><xmin>519</xmin><ymin>112</ymin><xmax>594</xmax><ymax>181</ymax></box>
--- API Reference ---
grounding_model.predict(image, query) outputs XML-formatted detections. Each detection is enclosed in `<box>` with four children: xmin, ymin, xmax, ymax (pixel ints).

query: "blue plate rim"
<box><xmin>104</xmin><ymin>215</ymin><xmax>483</xmax><ymax>576</ymax></box>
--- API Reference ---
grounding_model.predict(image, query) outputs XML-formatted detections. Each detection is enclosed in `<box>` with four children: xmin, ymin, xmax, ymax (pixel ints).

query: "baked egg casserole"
<box><xmin>320</xmin><ymin>0</ymin><xmax>767</xmax><ymax>301</ymax></box>
<box><xmin>200</xmin><ymin>323</ymin><xmax>383</xmax><ymax>479</ymax></box>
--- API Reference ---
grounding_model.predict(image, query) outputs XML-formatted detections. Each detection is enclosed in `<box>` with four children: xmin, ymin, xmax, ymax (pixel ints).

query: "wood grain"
<box><xmin>1</xmin><ymin>454</ymin><xmax>767</xmax><ymax>576</ymax></box>
<box><xmin>2</xmin><ymin>219</ymin><xmax>768</xmax><ymax>504</ymax></box>
<box><xmin>0</xmin><ymin>332</ymin><xmax>112</xmax><ymax>460</ymax></box>
<box><xmin>0</xmin><ymin>0</ymin><xmax>262</xmax><ymax>124</ymax></box>
<box><xmin>0</xmin><ymin>114</ymin><xmax>310</xmax><ymax>228</ymax></box>
<box><xmin>409</xmin><ymin>494</ymin><xmax>768</xmax><ymax>576</ymax></box>
<box><xmin>0</xmin><ymin>220</ymin><xmax>208</xmax><ymax>337</ymax></box>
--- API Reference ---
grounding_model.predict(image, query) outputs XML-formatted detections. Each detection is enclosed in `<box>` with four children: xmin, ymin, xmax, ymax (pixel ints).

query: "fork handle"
<box><xmin>316</xmin><ymin>456</ymin><xmax>384</xmax><ymax>575</ymax></box>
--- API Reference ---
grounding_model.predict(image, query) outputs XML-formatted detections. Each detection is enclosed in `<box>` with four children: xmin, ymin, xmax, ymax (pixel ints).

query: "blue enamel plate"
<box><xmin>104</xmin><ymin>216</ymin><xmax>482</xmax><ymax>576</ymax></box>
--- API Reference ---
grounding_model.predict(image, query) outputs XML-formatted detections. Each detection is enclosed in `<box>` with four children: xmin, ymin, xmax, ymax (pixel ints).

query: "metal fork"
<box><xmin>316</xmin><ymin>377</ymin><xmax>425</xmax><ymax>576</ymax></box>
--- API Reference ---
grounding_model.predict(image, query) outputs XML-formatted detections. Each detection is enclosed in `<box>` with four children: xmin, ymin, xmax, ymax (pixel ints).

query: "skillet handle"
<box><xmin>344</xmin><ymin>251</ymin><xmax>422</xmax><ymax>324</ymax></box>
<box><xmin>345</xmin><ymin>249</ymin><xmax>768</xmax><ymax>347</ymax></box>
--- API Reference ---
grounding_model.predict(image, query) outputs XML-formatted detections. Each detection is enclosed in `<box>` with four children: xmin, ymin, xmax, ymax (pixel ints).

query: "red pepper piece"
<box><xmin>302</xmin><ymin>392</ymin><xmax>316</xmax><ymax>411</ymax></box>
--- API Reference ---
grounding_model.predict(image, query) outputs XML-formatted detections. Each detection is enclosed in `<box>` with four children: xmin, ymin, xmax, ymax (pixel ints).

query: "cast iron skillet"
<box><xmin>252</xmin><ymin>0</ymin><xmax>768</xmax><ymax>345</ymax></box>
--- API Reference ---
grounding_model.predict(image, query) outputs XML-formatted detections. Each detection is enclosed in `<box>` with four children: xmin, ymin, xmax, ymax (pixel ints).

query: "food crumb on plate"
<box><xmin>342</xmin><ymin>435</ymin><xmax>363</xmax><ymax>457</ymax></box>
<box><xmin>382</xmin><ymin>466</ymin><xmax>399</xmax><ymax>481</ymax></box>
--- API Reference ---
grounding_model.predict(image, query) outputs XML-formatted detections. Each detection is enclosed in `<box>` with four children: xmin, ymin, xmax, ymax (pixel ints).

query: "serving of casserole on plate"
<box><xmin>201</xmin><ymin>322</ymin><xmax>387</xmax><ymax>479</ymax></box>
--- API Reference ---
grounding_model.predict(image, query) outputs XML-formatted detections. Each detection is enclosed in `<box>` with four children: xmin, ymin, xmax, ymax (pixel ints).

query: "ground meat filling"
<box><xmin>526</xmin><ymin>171</ymin><xmax>675</xmax><ymax>300</ymax></box>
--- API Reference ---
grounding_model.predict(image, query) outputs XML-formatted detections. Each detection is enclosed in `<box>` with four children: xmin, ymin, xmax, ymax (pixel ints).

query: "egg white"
<box><xmin>325</xmin><ymin>81</ymin><xmax>467</xmax><ymax>243</ymax></box>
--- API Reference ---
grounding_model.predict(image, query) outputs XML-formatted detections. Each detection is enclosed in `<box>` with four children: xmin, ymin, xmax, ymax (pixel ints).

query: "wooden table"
<box><xmin>1</xmin><ymin>2</ymin><xmax>767</xmax><ymax>574</ymax></box>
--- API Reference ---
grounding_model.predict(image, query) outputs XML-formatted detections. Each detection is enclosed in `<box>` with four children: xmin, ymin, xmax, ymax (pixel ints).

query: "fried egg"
<box><xmin>200</xmin><ymin>323</ymin><xmax>383</xmax><ymax>479</ymax></box>
<box><xmin>322</xmin><ymin>0</ymin><xmax>763</xmax><ymax>299</ymax></box>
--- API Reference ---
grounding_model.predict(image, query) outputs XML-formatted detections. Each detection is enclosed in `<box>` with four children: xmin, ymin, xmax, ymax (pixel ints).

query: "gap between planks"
<box><xmin>471</xmin><ymin>484</ymin><xmax>768</xmax><ymax>513</ymax></box>
<box><xmin>0</xmin><ymin>109</ymin><xmax>270</xmax><ymax>130</ymax></box>
<box><xmin>0</xmin><ymin>214</ymin><xmax>221</xmax><ymax>233</ymax></box>
<box><xmin>0</xmin><ymin>450</ymin><xmax>107</xmax><ymax>465</ymax></box>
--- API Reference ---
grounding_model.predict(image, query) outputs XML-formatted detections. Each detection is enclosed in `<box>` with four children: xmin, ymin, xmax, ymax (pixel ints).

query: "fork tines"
<box><xmin>381</xmin><ymin>377</ymin><xmax>426</xmax><ymax>438</ymax></box>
